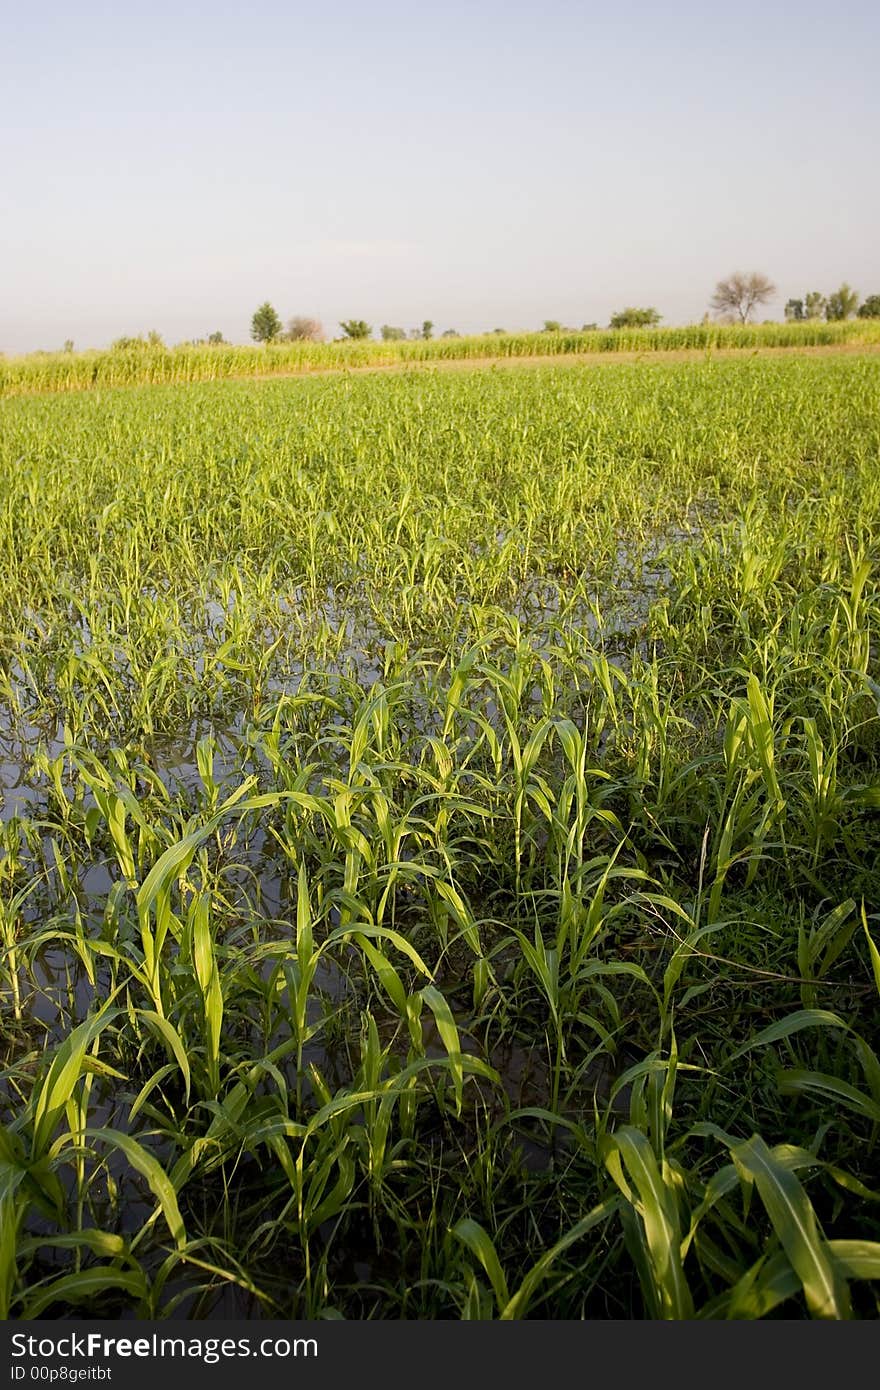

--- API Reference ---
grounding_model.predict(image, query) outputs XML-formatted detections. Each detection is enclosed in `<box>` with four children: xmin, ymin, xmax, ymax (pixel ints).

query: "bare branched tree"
<box><xmin>286</xmin><ymin>316</ymin><xmax>324</xmax><ymax>342</ymax></box>
<box><xmin>709</xmin><ymin>272</ymin><xmax>776</xmax><ymax>324</ymax></box>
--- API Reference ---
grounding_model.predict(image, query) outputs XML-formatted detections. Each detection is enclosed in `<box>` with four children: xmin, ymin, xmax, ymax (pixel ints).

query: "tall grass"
<box><xmin>0</xmin><ymin>355</ymin><xmax>878</xmax><ymax>1317</ymax></box>
<box><xmin>3</xmin><ymin>319</ymin><xmax>880</xmax><ymax>397</ymax></box>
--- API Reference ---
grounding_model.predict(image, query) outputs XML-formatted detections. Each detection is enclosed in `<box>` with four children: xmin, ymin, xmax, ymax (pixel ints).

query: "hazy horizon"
<box><xmin>3</xmin><ymin>0</ymin><xmax>878</xmax><ymax>355</ymax></box>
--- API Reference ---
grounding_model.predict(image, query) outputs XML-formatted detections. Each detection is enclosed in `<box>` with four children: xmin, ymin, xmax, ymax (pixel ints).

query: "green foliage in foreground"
<box><xmin>0</xmin><ymin>357</ymin><xmax>879</xmax><ymax>1318</ymax></box>
<box><xmin>3</xmin><ymin>319</ymin><xmax>880</xmax><ymax>397</ymax></box>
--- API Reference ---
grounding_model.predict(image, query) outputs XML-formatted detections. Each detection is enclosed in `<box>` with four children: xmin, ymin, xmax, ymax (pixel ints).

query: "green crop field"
<box><xmin>1</xmin><ymin>353</ymin><xmax>879</xmax><ymax>1319</ymax></box>
<box><xmin>3</xmin><ymin>318</ymin><xmax>880</xmax><ymax>397</ymax></box>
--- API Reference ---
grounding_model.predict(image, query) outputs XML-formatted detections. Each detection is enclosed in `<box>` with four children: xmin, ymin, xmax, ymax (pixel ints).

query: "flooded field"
<box><xmin>1</xmin><ymin>356</ymin><xmax>879</xmax><ymax>1318</ymax></box>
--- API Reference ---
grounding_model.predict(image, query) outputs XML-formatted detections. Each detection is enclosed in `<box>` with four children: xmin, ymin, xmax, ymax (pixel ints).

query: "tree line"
<box><xmin>699</xmin><ymin>273</ymin><xmax>876</xmax><ymax>325</ymax></box>
<box><xmin>37</xmin><ymin>272</ymin><xmax>878</xmax><ymax>356</ymax></box>
<box><xmin>249</xmin><ymin>274</ymin><xmax>878</xmax><ymax>345</ymax></box>
<box><xmin>249</xmin><ymin>307</ymin><xmax>457</xmax><ymax>344</ymax></box>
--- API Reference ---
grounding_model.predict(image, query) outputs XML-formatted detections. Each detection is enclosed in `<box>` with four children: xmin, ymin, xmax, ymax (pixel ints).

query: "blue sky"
<box><xmin>3</xmin><ymin>0</ymin><xmax>878</xmax><ymax>351</ymax></box>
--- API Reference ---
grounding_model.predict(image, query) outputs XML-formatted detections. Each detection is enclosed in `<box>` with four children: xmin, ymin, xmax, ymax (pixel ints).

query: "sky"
<box><xmin>2</xmin><ymin>0</ymin><xmax>878</xmax><ymax>352</ymax></box>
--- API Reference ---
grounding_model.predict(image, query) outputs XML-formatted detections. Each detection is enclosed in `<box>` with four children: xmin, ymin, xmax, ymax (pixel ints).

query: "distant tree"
<box><xmin>207</xmin><ymin>331</ymin><xmax>227</xmax><ymax>345</ymax></box>
<box><xmin>542</xmin><ymin>320</ymin><xmax>562</xmax><ymax>332</ymax></box>
<box><xmin>63</xmin><ymin>339</ymin><xmax>74</xmax><ymax>352</ymax></box>
<box><xmin>581</xmin><ymin>322</ymin><xmax>598</xmax><ymax>331</ymax></box>
<box><xmin>380</xmin><ymin>325</ymin><xmax>407</xmax><ymax>340</ymax></box>
<box><xmin>857</xmin><ymin>294</ymin><xmax>880</xmax><ymax>319</ymax></box>
<box><xmin>490</xmin><ymin>328</ymin><xmax>507</xmax><ymax>334</ymax></box>
<box><xmin>609</xmin><ymin>306</ymin><xmax>662</xmax><ymax>329</ymax></box>
<box><xmin>113</xmin><ymin>331</ymin><xmax>164</xmax><ymax>348</ymax></box>
<box><xmin>804</xmin><ymin>291</ymin><xmax>827</xmax><ymax>320</ymax></box>
<box><xmin>421</xmin><ymin>320</ymin><xmax>434</xmax><ymax>340</ymax></box>
<box><xmin>339</xmin><ymin>319</ymin><xmax>372</xmax><ymax>339</ymax></box>
<box><xmin>710</xmin><ymin>272</ymin><xmax>775</xmax><ymax>324</ymax></box>
<box><xmin>111</xmin><ymin>334</ymin><xmax>161</xmax><ymax>350</ymax></box>
<box><xmin>251</xmin><ymin>302</ymin><xmax>282</xmax><ymax>343</ymax></box>
<box><xmin>441</xmin><ymin>328</ymin><xmax>459</xmax><ymax>338</ymax></box>
<box><xmin>286</xmin><ymin>316</ymin><xmax>324</xmax><ymax>342</ymax></box>
<box><xmin>825</xmin><ymin>283</ymin><xmax>859</xmax><ymax>321</ymax></box>
<box><xmin>787</xmin><ymin>292</ymin><xmax>836</xmax><ymax>322</ymax></box>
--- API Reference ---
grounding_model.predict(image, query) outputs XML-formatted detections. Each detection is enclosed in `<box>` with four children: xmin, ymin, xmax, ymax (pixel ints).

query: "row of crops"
<box><xmin>0</xmin><ymin>356</ymin><xmax>879</xmax><ymax>1317</ymax></box>
<box><xmin>3</xmin><ymin>319</ymin><xmax>880</xmax><ymax>397</ymax></box>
